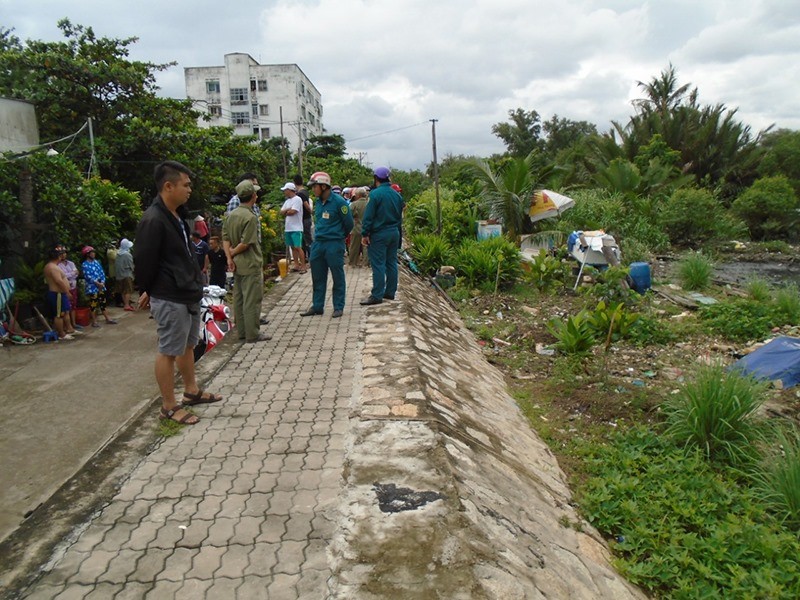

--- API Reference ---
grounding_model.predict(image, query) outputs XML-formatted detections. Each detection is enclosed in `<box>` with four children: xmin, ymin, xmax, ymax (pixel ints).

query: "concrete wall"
<box><xmin>0</xmin><ymin>97</ymin><xmax>39</xmax><ymax>153</ymax></box>
<box><xmin>184</xmin><ymin>53</ymin><xmax>322</xmax><ymax>154</ymax></box>
<box><xmin>329</xmin><ymin>270</ymin><xmax>647</xmax><ymax>598</ymax></box>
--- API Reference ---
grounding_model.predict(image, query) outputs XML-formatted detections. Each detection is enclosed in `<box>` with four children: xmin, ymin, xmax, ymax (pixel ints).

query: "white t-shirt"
<box><xmin>282</xmin><ymin>195</ymin><xmax>304</xmax><ymax>232</ymax></box>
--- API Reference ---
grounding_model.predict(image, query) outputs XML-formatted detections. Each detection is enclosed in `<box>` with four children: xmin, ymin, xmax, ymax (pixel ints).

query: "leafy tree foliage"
<box><xmin>732</xmin><ymin>176</ymin><xmax>799</xmax><ymax>240</ymax></box>
<box><xmin>491</xmin><ymin>109</ymin><xmax>544</xmax><ymax>157</ymax></box>
<box><xmin>759</xmin><ymin>129</ymin><xmax>800</xmax><ymax>197</ymax></box>
<box><xmin>542</xmin><ymin>115</ymin><xmax>598</xmax><ymax>157</ymax></box>
<box><xmin>468</xmin><ymin>151</ymin><xmax>555</xmax><ymax>241</ymax></box>
<box><xmin>304</xmin><ymin>134</ymin><xmax>346</xmax><ymax>159</ymax></box>
<box><xmin>605</xmin><ymin>64</ymin><xmax>764</xmax><ymax>199</ymax></box>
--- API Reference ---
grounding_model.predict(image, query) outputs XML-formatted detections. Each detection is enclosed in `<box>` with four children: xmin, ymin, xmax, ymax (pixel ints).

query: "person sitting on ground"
<box><xmin>81</xmin><ymin>246</ymin><xmax>118</xmax><ymax>327</ymax></box>
<box><xmin>44</xmin><ymin>246</ymin><xmax>77</xmax><ymax>340</ymax></box>
<box><xmin>115</xmin><ymin>238</ymin><xmax>136</xmax><ymax>311</ymax></box>
<box><xmin>279</xmin><ymin>182</ymin><xmax>307</xmax><ymax>273</ymax></box>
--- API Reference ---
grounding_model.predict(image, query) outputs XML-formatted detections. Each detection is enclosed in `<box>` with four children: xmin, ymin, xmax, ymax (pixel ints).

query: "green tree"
<box><xmin>602</xmin><ymin>64</ymin><xmax>764</xmax><ymax>199</ymax></box>
<box><xmin>304</xmin><ymin>134</ymin><xmax>346</xmax><ymax>159</ymax></box>
<box><xmin>732</xmin><ymin>176</ymin><xmax>799</xmax><ymax>240</ymax></box>
<box><xmin>542</xmin><ymin>115</ymin><xmax>598</xmax><ymax>158</ymax></box>
<box><xmin>491</xmin><ymin>109</ymin><xmax>544</xmax><ymax>157</ymax></box>
<box><xmin>468</xmin><ymin>151</ymin><xmax>555</xmax><ymax>242</ymax></box>
<box><xmin>759</xmin><ymin>129</ymin><xmax>800</xmax><ymax>197</ymax></box>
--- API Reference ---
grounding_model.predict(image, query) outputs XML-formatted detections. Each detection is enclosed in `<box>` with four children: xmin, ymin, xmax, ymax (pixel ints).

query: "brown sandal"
<box><xmin>159</xmin><ymin>406</ymin><xmax>199</xmax><ymax>425</ymax></box>
<box><xmin>182</xmin><ymin>389</ymin><xmax>223</xmax><ymax>406</ymax></box>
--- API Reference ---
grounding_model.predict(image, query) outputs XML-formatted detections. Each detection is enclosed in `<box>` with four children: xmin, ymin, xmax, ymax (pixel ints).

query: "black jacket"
<box><xmin>133</xmin><ymin>196</ymin><xmax>203</xmax><ymax>304</ymax></box>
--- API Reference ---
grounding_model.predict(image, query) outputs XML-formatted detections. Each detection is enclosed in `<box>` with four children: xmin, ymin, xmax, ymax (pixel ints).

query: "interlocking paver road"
<box><xmin>22</xmin><ymin>266</ymin><xmax>372</xmax><ymax>599</ymax></box>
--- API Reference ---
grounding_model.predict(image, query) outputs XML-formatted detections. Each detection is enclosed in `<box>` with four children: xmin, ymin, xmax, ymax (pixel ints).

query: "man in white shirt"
<box><xmin>280</xmin><ymin>182</ymin><xmax>307</xmax><ymax>273</ymax></box>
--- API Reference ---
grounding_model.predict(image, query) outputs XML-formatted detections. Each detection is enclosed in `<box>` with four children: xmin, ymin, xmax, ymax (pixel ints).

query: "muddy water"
<box><xmin>714</xmin><ymin>261</ymin><xmax>800</xmax><ymax>286</ymax></box>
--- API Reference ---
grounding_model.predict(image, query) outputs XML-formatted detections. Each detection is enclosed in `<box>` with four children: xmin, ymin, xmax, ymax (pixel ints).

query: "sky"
<box><xmin>2</xmin><ymin>0</ymin><xmax>799</xmax><ymax>172</ymax></box>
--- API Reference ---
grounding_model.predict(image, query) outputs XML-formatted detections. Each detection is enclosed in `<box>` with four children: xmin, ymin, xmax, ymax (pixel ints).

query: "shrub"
<box><xmin>524</xmin><ymin>249</ymin><xmax>568</xmax><ymax>291</ymax></box>
<box><xmin>452</xmin><ymin>237</ymin><xmax>521</xmax><ymax>291</ymax></box>
<box><xmin>582</xmin><ymin>265</ymin><xmax>640</xmax><ymax>307</ymax></box>
<box><xmin>547</xmin><ymin>310</ymin><xmax>596</xmax><ymax>355</ymax></box>
<box><xmin>579</xmin><ymin>426</ymin><xmax>800</xmax><ymax>598</ymax></box>
<box><xmin>700</xmin><ymin>299</ymin><xmax>773</xmax><ymax>342</ymax></box>
<box><xmin>585</xmin><ymin>301</ymin><xmax>639</xmax><ymax>343</ymax></box>
<box><xmin>677</xmin><ymin>251</ymin><xmax>714</xmax><ymax>291</ymax></box>
<box><xmin>409</xmin><ymin>233</ymin><xmax>452</xmax><ymax>277</ymax></box>
<box><xmin>663</xmin><ymin>364</ymin><xmax>767</xmax><ymax>467</ymax></box>
<box><xmin>660</xmin><ymin>188</ymin><xmax>732</xmax><ymax>246</ymax></box>
<box><xmin>732</xmin><ymin>176</ymin><xmax>800</xmax><ymax>240</ymax></box>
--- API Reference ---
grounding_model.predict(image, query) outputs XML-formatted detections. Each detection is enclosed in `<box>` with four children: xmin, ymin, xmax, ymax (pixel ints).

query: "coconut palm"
<box><xmin>469</xmin><ymin>151</ymin><xmax>554</xmax><ymax>243</ymax></box>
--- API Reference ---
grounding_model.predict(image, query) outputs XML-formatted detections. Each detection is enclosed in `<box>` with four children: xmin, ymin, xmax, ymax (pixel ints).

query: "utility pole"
<box><xmin>298</xmin><ymin>121</ymin><xmax>304</xmax><ymax>180</ymax></box>
<box><xmin>279</xmin><ymin>107</ymin><xmax>288</xmax><ymax>179</ymax></box>
<box><xmin>87</xmin><ymin>117</ymin><xmax>98</xmax><ymax>178</ymax></box>
<box><xmin>430</xmin><ymin>119</ymin><xmax>441</xmax><ymax>235</ymax></box>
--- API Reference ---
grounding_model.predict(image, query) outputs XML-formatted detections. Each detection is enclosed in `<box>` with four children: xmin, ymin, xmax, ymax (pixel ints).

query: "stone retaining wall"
<box><xmin>329</xmin><ymin>269</ymin><xmax>646</xmax><ymax>598</ymax></box>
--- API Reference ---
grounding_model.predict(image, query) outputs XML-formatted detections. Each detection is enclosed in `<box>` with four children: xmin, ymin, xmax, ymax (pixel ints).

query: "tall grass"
<box><xmin>677</xmin><ymin>251</ymin><xmax>714</xmax><ymax>291</ymax></box>
<box><xmin>773</xmin><ymin>283</ymin><xmax>800</xmax><ymax>326</ymax></box>
<box><xmin>745</xmin><ymin>277</ymin><xmax>773</xmax><ymax>303</ymax></box>
<box><xmin>754</xmin><ymin>425</ymin><xmax>800</xmax><ymax>530</ymax></box>
<box><xmin>664</xmin><ymin>364</ymin><xmax>767</xmax><ymax>467</ymax></box>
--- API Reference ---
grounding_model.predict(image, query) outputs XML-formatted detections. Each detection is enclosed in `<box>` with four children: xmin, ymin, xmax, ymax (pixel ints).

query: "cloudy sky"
<box><xmin>2</xmin><ymin>0</ymin><xmax>798</xmax><ymax>171</ymax></box>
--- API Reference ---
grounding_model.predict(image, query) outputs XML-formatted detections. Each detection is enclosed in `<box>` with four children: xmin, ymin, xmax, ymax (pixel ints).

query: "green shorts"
<box><xmin>284</xmin><ymin>231</ymin><xmax>303</xmax><ymax>248</ymax></box>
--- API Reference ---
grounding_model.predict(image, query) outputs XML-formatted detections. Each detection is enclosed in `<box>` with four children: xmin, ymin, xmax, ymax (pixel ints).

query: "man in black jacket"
<box><xmin>134</xmin><ymin>161</ymin><xmax>223</xmax><ymax>424</ymax></box>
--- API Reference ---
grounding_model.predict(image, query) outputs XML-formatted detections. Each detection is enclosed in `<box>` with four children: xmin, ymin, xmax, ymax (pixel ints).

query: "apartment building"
<box><xmin>184</xmin><ymin>53</ymin><xmax>323</xmax><ymax>153</ymax></box>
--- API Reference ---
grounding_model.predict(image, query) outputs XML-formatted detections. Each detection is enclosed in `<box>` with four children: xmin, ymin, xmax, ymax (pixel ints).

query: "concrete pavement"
<box><xmin>15</xmin><ymin>266</ymin><xmax>371</xmax><ymax>599</ymax></box>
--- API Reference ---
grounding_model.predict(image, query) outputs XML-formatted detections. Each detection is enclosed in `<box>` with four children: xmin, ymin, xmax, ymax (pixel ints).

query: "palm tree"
<box><xmin>468</xmin><ymin>151</ymin><xmax>554</xmax><ymax>242</ymax></box>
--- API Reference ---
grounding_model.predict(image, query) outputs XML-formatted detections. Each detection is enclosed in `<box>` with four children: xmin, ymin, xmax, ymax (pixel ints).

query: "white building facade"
<box><xmin>184</xmin><ymin>53</ymin><xmax>323</xmax><ymax>154</ymax></box>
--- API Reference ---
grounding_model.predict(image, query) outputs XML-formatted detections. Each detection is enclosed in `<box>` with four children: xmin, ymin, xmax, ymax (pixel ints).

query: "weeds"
<box><xmin>677</xmin><ymin>251</ymin><xmax>714</xmax><ymax>291</ymax></box>
<box><xmin>700</xmin><ymin>299</ymin><xmax>773</xmax><ymax>342</ymax></box>
<box><xmin>754</xmin><ymin>425</ymin><xmax>800</xmax><ymax>530</ymax></box>
<box><xmin>663</xmin><ymin>364</ymin><xmax>767</xmax><ymax>467</ymax></box>
<box><xmin>547</xmin><ymin>311</ymin><xmax>596</xmax><ymax>355</ymax></box>
<box><xmin>773</xmin><ymin>283</ymin><xmax>800</xmax><ymax>326</ymax></box>
<box><xmin>745</xmin><ymin>277</ymin><xmax>773</xmax><ymax>303</ymax></box>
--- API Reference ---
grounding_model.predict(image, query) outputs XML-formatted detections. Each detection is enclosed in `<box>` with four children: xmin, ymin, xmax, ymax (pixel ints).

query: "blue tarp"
<box><xmin>730</xmin><ymin>336</ymin><xmax>800</xmax><ymax>389</ymax></box>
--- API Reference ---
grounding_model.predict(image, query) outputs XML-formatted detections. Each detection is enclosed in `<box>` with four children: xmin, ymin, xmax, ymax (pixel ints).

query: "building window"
<box><xmin>301</xmin><ymin>106</ymin><xmax>306</xmax><ymax>118</ymax></box>
<box><xmin>259</xmin><ymin>104</ymin><xmax>269</xmax><ymax>116</ymax></box>
<box><xmin>252</xmin><ymin>104</ymin><xmax>258</xmax><ymax>117</ymax></box>
<box><xmin>250</xmin><ymin>79</ymin><xmax>257</xmax><ymax>92</ymax></box>
<box><xmin>253</xmin><ymin>127</ymin><xmax>260</xmax><ymax>136</ymax></box>
<box><xmin>260</xmin><ymin>128</ymin><xmax>270</xmax><ymax>140</ymax></box>
<box><xmin>209</xmin><ymin>105</ymin><xmax>222</xmax><ymax>117</ymax></box>
<box><xmin>206</xmin><ymin>79</ymin><xmax>220</xmax><ymax>94</ymax></box>
<box><xmin>232</xmin><ymin>111</ymin><xmax>250</xmax><ymax>126</ymax></box>
<box><xmin>257</xmin><ymin>79</ymin><xmax>268</xmax><ymax>91</ymax></box>
<box><xmin>230</xmin><ymin>88</ymin><xmax>248</xmax><ymax>104</ymax></box>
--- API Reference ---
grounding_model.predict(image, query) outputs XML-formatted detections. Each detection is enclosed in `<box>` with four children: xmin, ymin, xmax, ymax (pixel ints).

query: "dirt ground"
<box><xmin>456</xmin><ymin>254</ymin><xmax>800</xmax><ymax>480</ymax></box>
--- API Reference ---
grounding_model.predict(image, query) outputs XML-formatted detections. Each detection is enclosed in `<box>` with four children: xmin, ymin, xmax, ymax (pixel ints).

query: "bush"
<box><xmin>452</xmin><ymin>237</ymin><xmax>521</xmax><ymax>291</ymax></box>
<box><xmin>732</xmin><ymin>176</ymin><xmax>800</xmax><ymax>240</ymax></box>
<box><xmin>677</xmin><ymin>251</ymin><xmax>714</xmax><ymax>291</ymax></box>
<box><xmin>579</xmin><ymin>426</ymin><xmax>800</xmax><ymax>598</ymax></box>
<box><xmin>524</xmin><ymin>249</ymin><xmax>569</xmax><ymax>292</ymax></box>
<box><xmin>585</xmin><ymin>301</ymin><xmax>639</xmax><ymax>343</ymax></box>
<box><xmin>409</xmin><ymin>233</ymin><xmax>453</xmax><ymax>277</ymax></box>
<box><xmin>660</xmin><ymin>188</ymin><xmax>747</xmax><ymax>246</ymax></box>
<box><xmin>664</xmin><ymin>364</ymin><xmax>767</xmax><ymax>467</ymax></box>
<box><xmin>700</xmin><ymin>299</ymin><xmax>773</xmax><ymax>342</ymax></box>
<box><xmin>547</xmin><ymin>310</ymin><xmax>596</xmax><ymax>355</ymax></box>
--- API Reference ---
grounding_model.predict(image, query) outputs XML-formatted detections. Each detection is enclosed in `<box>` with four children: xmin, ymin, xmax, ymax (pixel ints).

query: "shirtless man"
<box><xmin>43</xmin><ymin>246</ymin><xmax>77</xmax><ymax>340</ymax></box>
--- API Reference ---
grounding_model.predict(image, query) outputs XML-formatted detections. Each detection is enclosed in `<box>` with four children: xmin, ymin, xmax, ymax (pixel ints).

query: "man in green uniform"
<box><xmin>361</xmin><ymin>166</ymin><xmax>404</xmax><ymax>305</ymax></box>
<box><xmin>223</xmin><ymin>180</ymin><xmax>271</xmax><ymax>342</ymax></box>
<box><xmin>300</xmin><ymin>171</ymin><xmax>354</xmax><ymax>318</ymax></box>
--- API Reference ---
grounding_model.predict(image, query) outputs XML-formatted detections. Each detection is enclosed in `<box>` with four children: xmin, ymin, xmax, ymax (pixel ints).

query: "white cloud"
<box><xmin>2</xmin><ymin>0</ymin><xmax>798</xmax><ymax>169</ymax></box>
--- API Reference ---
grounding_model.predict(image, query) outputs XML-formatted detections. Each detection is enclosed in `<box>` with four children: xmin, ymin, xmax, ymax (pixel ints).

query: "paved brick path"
<box><xmin>23</xmin><ymin>266</ymin><xmax>372</xmax><ymax>599</ymax></box>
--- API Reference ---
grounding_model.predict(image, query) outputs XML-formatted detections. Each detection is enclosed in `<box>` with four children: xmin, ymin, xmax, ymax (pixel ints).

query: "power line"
<box><xmin>345</xmin><ymin>121</ymin><xmax>429</xmax><ymax>143</ymax></box>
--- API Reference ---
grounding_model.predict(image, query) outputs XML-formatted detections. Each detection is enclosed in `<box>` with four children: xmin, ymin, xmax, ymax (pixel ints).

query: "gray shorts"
<box><xmin>150</xmin><ymin>297</ymin><xmax>201</xmax><ymax>357</ymax></box>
